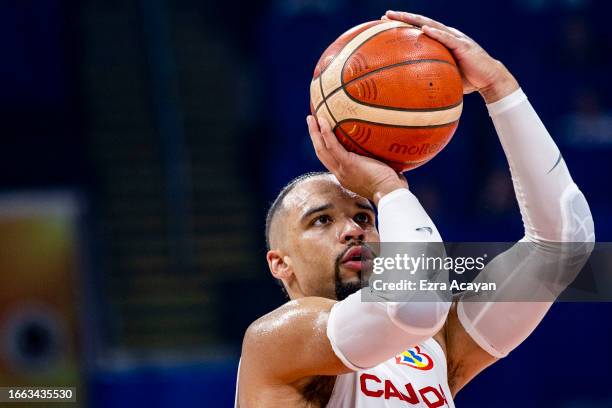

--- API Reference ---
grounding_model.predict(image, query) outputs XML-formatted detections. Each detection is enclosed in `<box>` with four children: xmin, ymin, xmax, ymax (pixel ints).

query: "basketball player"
<box><xmin>236</xmin><ymin>11</ymin><xmax>595</xmax><ymax>407</ymax></box>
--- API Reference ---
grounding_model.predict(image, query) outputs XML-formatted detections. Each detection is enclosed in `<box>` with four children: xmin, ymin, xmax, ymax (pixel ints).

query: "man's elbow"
<box><xmin>527</xmin><ymin>183</ymin><xmax>595</xmax><ymax>250</ymax></box>
<box><xmin>386</xmin><ymin>300</ymin><xmax>451</xmax><ymax>337</ymax></box>
<box><xmin>560</xmin><ymin>184</ymin><xmax>595</xmax><ymax>261</ymax></box>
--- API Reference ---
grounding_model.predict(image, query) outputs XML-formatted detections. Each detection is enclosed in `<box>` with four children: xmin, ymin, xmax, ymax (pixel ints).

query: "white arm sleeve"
<box><xmin>457</xmin><ymin>89</ymin><xmax>595</xmax><ymax>358</ymax></box>
<box><xmin>327</xmin><ymin>189</ymin><xmax>451</xmax><ymax>370</ymax></box>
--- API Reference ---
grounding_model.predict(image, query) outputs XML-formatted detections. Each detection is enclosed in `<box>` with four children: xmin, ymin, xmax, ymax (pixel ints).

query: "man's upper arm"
<box><xmin>240</xmin><ymin>297</ymin><xmax>351</xmax><ymax>387</ymax></box>
<box><xmin>441</xmin><ymin>302</ymin><xmax>498</xmax><ymax>396</ymax></box>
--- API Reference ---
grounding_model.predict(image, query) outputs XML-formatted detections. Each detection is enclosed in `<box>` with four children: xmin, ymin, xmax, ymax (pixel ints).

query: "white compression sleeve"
<box><xmin>327</xmin><ymin>189</ymin><xmax>451</xmax><ymax>370</ymax></box>
<box><xmin>457</xmin><ymin>89</ymin><xmax>595</xmax><ymax>358</ymax></box>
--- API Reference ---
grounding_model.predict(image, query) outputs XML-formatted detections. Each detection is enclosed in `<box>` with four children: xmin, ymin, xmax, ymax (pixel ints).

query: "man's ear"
<box><xmin>267</xmin><ymin>249</ymin><xmax>293</xmax><ymax>280</ymax></box>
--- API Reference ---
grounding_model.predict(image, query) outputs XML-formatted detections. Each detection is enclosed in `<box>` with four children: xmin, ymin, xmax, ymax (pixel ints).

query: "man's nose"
<box><xmin>339</xmin><ymin>219</ymin><xmax>365</xmax><ymax>243</ymax></box>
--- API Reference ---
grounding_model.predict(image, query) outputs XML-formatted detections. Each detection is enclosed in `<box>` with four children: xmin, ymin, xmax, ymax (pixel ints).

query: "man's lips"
<box><xmin>340</xmin><ymin>246</ymin><xmax>373</xmax><ymax>271</ymax></box>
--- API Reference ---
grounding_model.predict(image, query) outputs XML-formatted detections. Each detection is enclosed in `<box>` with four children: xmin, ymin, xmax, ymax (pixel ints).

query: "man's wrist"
<box><xmin>478</xmin><ymin>63</ymin><xmax>520</xmax><ymax>104</ymax></box>
<box><xmin>372</xmin><ymin>180</ymin><xmax>408</xmax><ymax>207</ymax></box>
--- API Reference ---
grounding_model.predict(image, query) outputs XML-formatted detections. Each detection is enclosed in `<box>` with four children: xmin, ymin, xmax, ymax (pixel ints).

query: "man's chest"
<box><xmin>326</xmin><ymin>341</ymin><xmax>454</xmax><ymax>407</ymax></box>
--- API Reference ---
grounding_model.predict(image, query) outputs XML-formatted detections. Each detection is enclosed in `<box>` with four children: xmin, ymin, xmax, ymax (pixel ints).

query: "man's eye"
<box><xmin>313</xmin><ymin>215</ymin><xmax>332</xmax><ymax>225</ymax></box>
<box><xmin>354</xmin><ymin>212</ymin><xmax>372</xmax><ymax>224</ymax></box>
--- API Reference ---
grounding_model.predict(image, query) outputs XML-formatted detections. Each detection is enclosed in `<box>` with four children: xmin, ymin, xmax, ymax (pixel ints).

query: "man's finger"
<box><xmin>307</xmin><ymin>115</ymin><xmax>331</xmax><ymax>159</ymax></box>
<box><xmin>385</xmin><ymin>11</ymin><xmax>474</xmax><ymax>44</ymax></box>
<box><xmin>446</xmin><ymin>25</ymin><xmax>471</xmax><ymax>40</ymax></box>
<box><xmin>317</xmin><ymin>117</ymin><xmax>350</xmax><ymax>162</ymax></box>
<box><xmin>307</xmin><ymin>115</ymin><xmax>340</xmax><ymax>171</ymax></box>
<box><xmin>306</xmin><ymin>114</ymin><xmax>320</xmax><ymax>137</ymax></box>
<box><xmin>422</xmin><ymin>25</ymin><xmax>466</xmax><ymax>51</ymax></box>
<box><xmin>385</xmin><ymin>10</ymin><xmax>450</xmax><ymax>33</ymax></box>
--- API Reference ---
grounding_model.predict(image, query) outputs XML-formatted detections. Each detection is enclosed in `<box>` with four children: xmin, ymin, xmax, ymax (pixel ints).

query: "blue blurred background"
<box><xmin>0</xmin><ymin>0</ymin><xmax>610</xmax><ymax>406</ymax></box>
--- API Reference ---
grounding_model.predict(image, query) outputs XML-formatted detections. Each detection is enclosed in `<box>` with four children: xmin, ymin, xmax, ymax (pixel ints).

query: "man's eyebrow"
<box><xmin>301</xmin><ymin>203</ymin><xmax>333</xmax><ymax>221</ymax></box>
<box><xmin>356</xmin><ymin>201</ymin><xmax>375</xmax><ymax>212</ymax></box>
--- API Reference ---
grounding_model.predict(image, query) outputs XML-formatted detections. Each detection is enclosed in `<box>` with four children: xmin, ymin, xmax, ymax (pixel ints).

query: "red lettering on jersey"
<box><xmin>360</xmin><ymin>373</ymin><xmax>383</xmax><ymax>397</ymax></box>
<box><xmin>359</xmin><ymin>373</ymin><xmax>448</xmax><ymax>406</ymax></box>
<box><xmin>384</xmin><ymin>379</ymin><xmax>404</xmax><ymax>401</ymax></box>
<box><xmin>419</xmin><ymin>385</ymin><xmax>447</xmax><ymax>408</ymax></box>
<box><xmin>438</xmin><ymin>385</ymin><xmax>447</xmax><ymax>402</ymax></box>
<box><xmin>402</xmin><ymin>383</ymin><xmax>419</xmax><ymax>404</ymax></box>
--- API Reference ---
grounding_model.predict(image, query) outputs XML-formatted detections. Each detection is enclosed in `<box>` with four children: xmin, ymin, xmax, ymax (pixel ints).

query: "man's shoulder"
<box><xmin>240</xmin><ymin>296</ymin><xmax>340</xmax><ymax>385</ymax></box>
<box><xmin>244</xmin><ymin>296</ymin><xmax>336</xmax><ymax>345</ymax></box>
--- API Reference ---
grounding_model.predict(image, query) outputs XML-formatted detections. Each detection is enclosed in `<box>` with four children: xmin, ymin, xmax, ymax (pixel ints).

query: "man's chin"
<box><xmin>335</xmin><ymin>280</ymin><xmax>362</xmax><ymax>301</ymax></box>
<box><xmin>334</xmin><ymin>260</ymin><xmax>364</xmax><ymax>301</ymax></box>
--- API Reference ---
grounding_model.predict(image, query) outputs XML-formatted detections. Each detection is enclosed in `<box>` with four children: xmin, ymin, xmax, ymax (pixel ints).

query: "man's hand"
<box><xmin>383</xmin><ymin>10</ymin><xmax>519</xmax><ymax>103</ymax></box>
<box><xmin>306</xmin><ymin>115</ymin><xmax>406</xmax><ymax>205</ymax></box>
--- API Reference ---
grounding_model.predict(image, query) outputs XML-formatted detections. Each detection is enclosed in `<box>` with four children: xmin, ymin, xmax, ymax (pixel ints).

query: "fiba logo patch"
<box><xmin>395</xmin><ymin>346</ymin><xmax>434</xmax><ymax>370</ymax></box>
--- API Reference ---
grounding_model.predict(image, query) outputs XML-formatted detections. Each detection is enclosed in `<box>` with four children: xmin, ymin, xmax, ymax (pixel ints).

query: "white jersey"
<box><xmin>327</xmin><ymin>338</ymin><xmax>454</xmax><ymax>408</ymax></box>
<box><xmin>234</xmin><ymin>339</ymin><xmax>453</xmax><ymax>408</ymax></box>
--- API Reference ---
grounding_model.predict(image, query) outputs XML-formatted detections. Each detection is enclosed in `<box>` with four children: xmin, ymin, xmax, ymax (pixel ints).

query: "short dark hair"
<box><xmin>265</xmin><ymin>172</ymin><xmax>331</xmax><ymax>299</ymax></box>
<box><xmin>265</xmin><ymin>171</ymin><xmax>331</xmax><ymax>250</ymax></box>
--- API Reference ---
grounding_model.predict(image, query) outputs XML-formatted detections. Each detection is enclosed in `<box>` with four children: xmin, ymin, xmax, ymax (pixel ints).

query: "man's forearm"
<box><xmin>456</xmin><ymin>85</ymin><xmax>595</xmax><ymax>358</ymax></box>
<box><xmin>486</xmin><ymin>84</ymin><xmax>593</xmax><ymax>243</ymax></box>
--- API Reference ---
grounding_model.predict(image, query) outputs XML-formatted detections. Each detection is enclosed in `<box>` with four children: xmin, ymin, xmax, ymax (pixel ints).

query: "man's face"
<box><xmin>274</xmin><ymin>176</ymin><xmax>379</xmax><ymax>300</ymax></box>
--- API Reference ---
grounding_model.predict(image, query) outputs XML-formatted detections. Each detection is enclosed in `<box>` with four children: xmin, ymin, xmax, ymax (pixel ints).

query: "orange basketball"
<box><xmin>310</xmin><ymin>20</ymin><xmax>463</xmax><ymax>172</ymax></box>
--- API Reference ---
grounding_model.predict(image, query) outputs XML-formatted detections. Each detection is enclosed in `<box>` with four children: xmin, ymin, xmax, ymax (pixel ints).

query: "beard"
<box><xmin>333</xmin><ymin>245</ymin><xmax>367</xmax><ymax>301</ymax></box>
<box><xmin>334</xmin><ymin>274</ymin><xmax>362</xmax><ymax>301</ymax></box>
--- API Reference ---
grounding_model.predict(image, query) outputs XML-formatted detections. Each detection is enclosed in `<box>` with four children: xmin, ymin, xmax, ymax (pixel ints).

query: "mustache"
<box><xmin>334</xmin><ymin>242</ymin><xmax>377</xmax><ymax>301</ymax></box>
<box><xmin>334</xmin><ymin>242</ymin><xmax>378</xmax><ymax>266</ymax></box>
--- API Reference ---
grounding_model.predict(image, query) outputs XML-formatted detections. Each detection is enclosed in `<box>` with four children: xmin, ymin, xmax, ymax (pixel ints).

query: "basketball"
<box><xmin>310</xmin><ymin>20</ymin><xmax>463</xmax><ymax>172</ymax></box>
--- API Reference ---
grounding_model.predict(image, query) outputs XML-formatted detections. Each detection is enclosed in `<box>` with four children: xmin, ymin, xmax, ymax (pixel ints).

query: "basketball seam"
<box><xmin>336</xmin><ymin>118</ymin><xmax>459</xmax><ymax>130</ymax></box>
<box><xmin>339</xmin><ymin>24</ymin><xmax>460</xmax><ymax>111</ymax></box>
<box><xmin>314</xmin><ymin>59</ymin><xmax>461</xmax><ymax>113</ymax></box>
<box><xmin>320</xmin><ymin>70</ymin><xmax>338</xmax><ymax>129</ymax></box>
<box><xmin>314</xmin><ymin>22</ymin><xmax>397</xmax><ymax>80</ymax></box>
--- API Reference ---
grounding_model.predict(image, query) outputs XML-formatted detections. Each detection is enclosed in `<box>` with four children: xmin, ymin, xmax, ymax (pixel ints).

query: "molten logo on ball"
<box><xmin>389</xmin><ymin>142</ymin><xmax>441</xmax><ymax>156</ymax></box>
